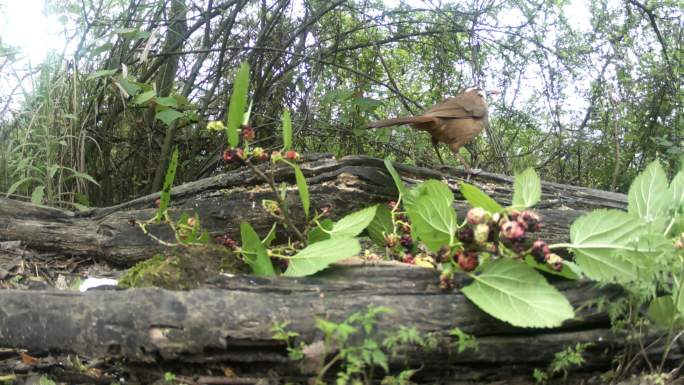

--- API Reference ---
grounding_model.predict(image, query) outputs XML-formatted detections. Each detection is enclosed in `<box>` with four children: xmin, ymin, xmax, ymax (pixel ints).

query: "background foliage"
<box><xmin>0</xmin><ymin>0</ymin><xmax>681</xmax><ymax>206</ymax></box>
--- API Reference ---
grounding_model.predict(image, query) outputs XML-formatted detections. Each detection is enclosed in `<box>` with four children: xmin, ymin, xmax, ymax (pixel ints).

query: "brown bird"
<box><xmin>368</xmin><ymin>87</ymin><xmax>493</xmax><ymax>172</ymax></box>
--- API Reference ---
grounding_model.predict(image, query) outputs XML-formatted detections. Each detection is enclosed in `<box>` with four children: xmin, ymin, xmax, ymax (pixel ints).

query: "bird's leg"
<box><xmin>432</xmin><ymin>138</ymin><xmax>445</xmax><ymax>165</ymax></box>
<box><xmin>450</xmin><ymin>142</ymin><xmax>481</xmax><ymax>179</ymax></box>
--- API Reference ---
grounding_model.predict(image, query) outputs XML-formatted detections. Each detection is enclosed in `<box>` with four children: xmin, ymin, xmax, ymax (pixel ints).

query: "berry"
<box><xmin>467</xmin><ymin>207</ymin><xmax>490</xmax><ymax>225</ymax></box>
<box><xmin>154</xmin><ymin>198</ymin><xmax>161</xmax><ymax>208</ymax></box>
<box><xmin>271</xmin><ymin>150</ymin><xmax>283</xmax><ymax>162</ymax></box>
<box><xmin>499</xmin><ymin>220</ymin><xmax>525</xmax><ymax>241</ymax></box>
<box><xmin>241</xmin><ymin>125</ymin><xmax>255</xmax><ymax>141</ymax></box>
<box><xmin>435</xmin><ymin>245</ymin><xmax>451</xmax><ymax>263</ymax></box>
<box><xmin>235</xmin><ymin>147</ymin><xmax>245</xmax><ymax>160</ymax></box>
<box><xmin>519</xmin><ymin>211</ymin><xmax>541</xmax><ymax>232</ymax></box>
<box><xmin>545</xmin><ymin>253</ymin><xmax>564</xmax><ymax>271</ymax></box>
<box><xmin>252</xmin><ymin>146</ymin><xmax>268</xmax><ymax>161</ymax></box>
<box><xmin>320</xmin><ymin>205</ymin><xmax>332</xmax><ymax>217</ymax></box>
<box><xmin>214</xmin><ymin>235</ymin><xmax>239</xmax><ymax>250</ymax></box>
<box><xmin>474</xmin><ymin>223</ymin><xmax>490</xmax><ymax>244</ymax></box>
<box><xmin>457</xmin><ymin>251</ymin><xmax>479</xmax><ymax>272</ymax></box>
<box><xmin>285</xmin><ymin>150</ymin><xmax>300</xmax><ymax>161</ymax></box>
<box><xmin>400</xmin><ymin>234</ymin><xmax>413</xmax><ymax>249</ymax></box>
<box><xmin>387</xmin><ymin>201</ymin><xmax>398</xmax><ymax>210</ymax></box>
<box><xmin>458</xmin><ymin>227</ymin><xmax>475</xmax><ymax>243</ymax></box>
<box><xmin>402</xmin><ymin>253</ymin><xmax>415</xmax><ymax>264</ymax></box>
<box><xmin>222</xmin><ymin>149</ymin><xmax>236</xmax><ymax>163</ymax></box>
<box><xmin>384</xmin><ymin>233</ymin><xmax>399</xmax><ymax>248</ymax></box>
<box><xmin>530</xmin><ymin>239</ymin><xmax>550</xmax><ymax>263</ymax></box>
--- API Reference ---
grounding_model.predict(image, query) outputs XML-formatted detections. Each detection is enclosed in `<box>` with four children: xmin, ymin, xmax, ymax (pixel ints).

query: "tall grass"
<box><xmin>0</xmin><ymin>55</ymin><xmax>99</xmax><ymax>209</ymax></box>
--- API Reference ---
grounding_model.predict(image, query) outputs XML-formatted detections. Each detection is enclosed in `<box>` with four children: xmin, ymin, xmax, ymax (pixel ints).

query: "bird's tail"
<box><xmin>367</xmin><ymin>115</ymin><xmax>435</xmax><ymax>129</ymax></box>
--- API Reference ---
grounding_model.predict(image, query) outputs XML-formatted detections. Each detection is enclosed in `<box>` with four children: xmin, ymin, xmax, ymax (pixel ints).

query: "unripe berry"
<box><xmin>252</xmin><ymin>146</ymin><xmax>268</xmax><ymax>161</ymax></box>
<box><xmin>271</xmin><ymin>150</ymin><xmax>283</xmax><ymax>162</ymax></box>
<box><xmin>402</xmin><ymin>253</ymin><xmax>415</xmax><ymax>264</ymax></box>
<box><xmin>474</xmin><ymin>223</ymin><xmax>490</xmax><ymax>244</ymax></box>
<box><xmin>467</xmin><ymin>207</ymin><xmax>490</xmax><ymax>225</ymax></box>
<box><xmin>384</xmin><ymin>233</ymin><xmax>399</xmax><ymax>248</ymax></box>
<box><xmin>545</xmin><ymin>253</ymin><xmax>564</xmax><ymax>271</ymax></box>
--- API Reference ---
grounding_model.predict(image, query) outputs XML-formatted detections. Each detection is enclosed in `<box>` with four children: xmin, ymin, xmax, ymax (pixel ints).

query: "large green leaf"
<box><xmin>669</xmin><ymin>170</ymin><xmax>684</xmax><ymax>214</ymax></box>
<box><xmin>133</xmin><ymin>89</ymin><xmax>156</xmax><ymax>105</ymax></box>
<box><xmin>366</xmin><ymin>204</ymin><xmax>394</xmax><ymax>247</ymax></box>
<box><xmin>569</xmin><ymin>209</ymin><xmax>648</xmax><ymax>283</ymax></box>
<box><xmin>155</xmin><ymin>109</ymin><xmax>184</xmax><ymax>125</ymax></box>
<box><xmin>407</xmin><ymin>193</ymin><xmax>456</xmax><ymax>251</ymax></box>
<box><xmin>282</xmin><ymin>109</ymin><xmax>292</xmax><ymax>150</ymax></box>
<box><xmin>227</xmin><ymin>63</ymin><xmax>250</xmax><ymax>148</ymax></box>
<box><xmin>284</xmin><ymin>238</ymin><xmax>361</xmax><ymax>277</ymax></box>
<box><xmin>512</xmin><ymin>168</ymin><xmax>541</xmax><ymax>208</ymax></box>
<box><xmin>459</xmin><ymin>182</ymin><xmax>504</xmax><ymax>213</ymax></box>
<box><xmin>240</xmin><ymin>222</ymin><xmax>276</xmax><ymax>276</ymax></box>
<box><xmin>628</xmin><ymin>160</ymin><xmax>669</xmax><ymax>223</ymax></box>
<box><xmin>330</xmin><ymin>205</ymin><xmax>378</xmax><ymax>238</ymax></box>
<box><xmin>461</xmin><ymin>260</ymin><xmax>575</xmax><ymax>328</ymax></box>
<box><xmin>31</xmin><ymin>185</ymin><xmax>45</xmax><ymax>205</ymax></box>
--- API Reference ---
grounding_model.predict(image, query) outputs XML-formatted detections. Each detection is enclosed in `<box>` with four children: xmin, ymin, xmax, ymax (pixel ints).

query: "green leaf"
<box><xmin>155</xmin><ymin>109</ymin><xmax>184</xmax><ymax>125</ymax></box>
<box><xmin>384</xmin><ymin>158</ymin><xmax>408</xmax><ymax>199</ymax></box>
<box><xmin>240</xmin><ymin>222</ymin><xmax>276</xmax><ymax>276</ymax></box>
<box><xmin>47</xmin><ymin>164</ymin><xmax>59</xmax><ymax>179</ymax></box>
<box><xmin>155</xmin><ymin>96</ymin><xmax>179</xmax><ymax>108</ymax></box>
<box><xmin>367</xmin><ymin>204</ymin><xmax>394</xmax><ymax>247</ymax></box>
<box><xmin>459</xmin><ymin>182</ymin><xmax>504</xmax><ymax>213</ymax></box>
<box><xmin>647</xmin><ymin>296</ymin><xmax>683</xmax><ymax>328</ymax></box>
<box><xmin>284</xmin><ymin>238</ymin><xmax>361</xmax><ymax>277</ymax></box>
<box><xmin>308</xmin><ymin>219</ymin><xmax>333</xmax><ymax>244</ymax></box>
<box><xmin>404</xmin><ymin>180</ymin><xmax>456</xmax><ymax>251</ymax></box>
<box><xmin>512</xmin><ymin>167</ymin><xmax>541</xmax><ymax>208</ymax></box>
<box><xmin>133</xmin><ymin>89</ymin><xmax>156</xmax><ymax>105</ymax></box>
<box><xmin>282</xmin><ymin>109</ymin><xmax>292</xmax><ymax>150</ymax></box>
<box><xmin>292</xmin><ymin>163</ymin><xmax>310</xmax><ymax>219</ymax></box>
<box><xmin>330</xmin><ymin>205</ymin><xmax>378</xmax><ymax>238</ymax></box>
<box><xmin>31</xmin><ymin>186</ymin><xmax>45</xmax><ymax>205</ymax></box>
<box><xmin>461</xmin><ymin>260</ymin><xmax>575</xmax><ymax>328</ymax></box>
<box><xmin>87</xmin><ymin>68</ymin><xmax>117</xmax><ymax>80</ymax></box>
<box><xmin>568</xmin><ymin>209</ymin><xmax>647</xmax><ymax>283</ymax></box>
<box><xmin>669</xmin><ymin>170</ymin><xmax>684</xmax><ymax>213</ymax></box>
<box><xmin>156</xmin><ymin>147</ymin><xmax>179</xmax><ymax>222</ymax></box>
<box><xmin>628</xmin><ymin>160</ymin><xmax>669</xmax><ymax>222</ymax></box>
<box><xmin>63</xmin><ymin>168</ymin><xmax>100</xmax><ymax>186</ymax></box>
<box><xmin>227</xmin><ymin>63</ymin><xmax>250</xmax><ymax>148</ymax></box>
<box><xmin>5</xmin><ymin>177</ymin><xmax>40</xmax><ymax>197</ymax></box>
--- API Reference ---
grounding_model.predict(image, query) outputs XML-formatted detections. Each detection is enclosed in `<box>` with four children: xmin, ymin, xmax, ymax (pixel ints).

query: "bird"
<box><xmin>367</xmin><ymin>87</ymin><xmax>493</xmax><ymax>173</ymax></box>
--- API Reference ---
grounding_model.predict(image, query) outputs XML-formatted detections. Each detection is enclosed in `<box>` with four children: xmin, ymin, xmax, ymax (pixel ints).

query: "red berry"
<box><xmin>222</xmin><ymin>149</ymin><xmax>235</xmax><ymax>163</ymax></box>
<box><xmin>285</xmin><ymin>150</ymin><xmax>300</xmax><ymax>161</ymax></box>
<box><xmin>499</xmin><ymin>220</ymin><xmax>525</xmax><ymax>241</ymax></box>
<box><xmin>457</xmin><ymin>251</ymin><xmax>479</xmax><ymax>272</ymax></box>
<box><xmin>518</xmin><ymin>211</ymin><xmax>541</xmax><ymax>232</ymax></box>
<box><xmin>154</xmin><ymin>198</ymin><xmax>161</xmax><ymax>208</ymax></box>
<box><xmin>241</xmin><ymin>125</ymin><xmax>255</xmax><ymax>141</ymax></box>
<box><xmin>235</xmin><ymin>147</ymin><xmax>245</xmax><ymax>160</ymax></box>
<box><xmin>402</xmin><ymin>253</ymin><xmax>415</xmax><ymax>264</ymax></box>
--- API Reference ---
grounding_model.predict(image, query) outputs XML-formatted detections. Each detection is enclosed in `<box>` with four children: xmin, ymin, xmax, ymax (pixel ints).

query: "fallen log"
<box><xmin>0</xmin><ymin>154</ymin><xmax>625</xmax><ymax>266</ymax></box>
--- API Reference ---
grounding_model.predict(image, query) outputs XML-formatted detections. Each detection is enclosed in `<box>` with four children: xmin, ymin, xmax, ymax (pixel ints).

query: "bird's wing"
<box><xmin>423</xmin><ymin>93</ymin><xmax>487</xmax><ymax>119</ymax></box>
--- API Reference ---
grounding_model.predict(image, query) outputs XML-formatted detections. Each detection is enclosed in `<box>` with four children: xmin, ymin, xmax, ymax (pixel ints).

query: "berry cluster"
<box><xmin>456</xmin><ymin>207</ymin><xmax>565</xmax><ymax>271</ymax></box>
<box><xmin>211</xmin><ymin>123</ymin><xmax>301</xmax><ymax>164</ymax></box>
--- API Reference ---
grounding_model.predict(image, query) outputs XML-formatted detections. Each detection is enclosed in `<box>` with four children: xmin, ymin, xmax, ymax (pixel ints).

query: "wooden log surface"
<box><xmin>0</xmin><ymin>154</ymin><xmax>627</xmax><ymax>266</ymax></box>
<box><xmin>4</xmin><ymin>262</ymin><xmax>671</xmax><ymax>378</ymax></box>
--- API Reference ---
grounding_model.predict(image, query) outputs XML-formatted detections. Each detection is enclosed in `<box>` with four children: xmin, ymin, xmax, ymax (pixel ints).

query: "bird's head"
<box><xmin>465</xmin><ymin>87</ymin><xmax>500</xmax><ymax>99</ymax></box>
